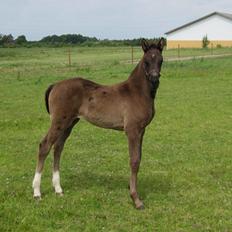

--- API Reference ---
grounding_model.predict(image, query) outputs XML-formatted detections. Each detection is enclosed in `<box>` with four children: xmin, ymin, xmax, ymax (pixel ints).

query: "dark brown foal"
<box><xmin>33</xmin><ymin>38</ymin><xmax>165</xmax><ymax>209</ymax></box>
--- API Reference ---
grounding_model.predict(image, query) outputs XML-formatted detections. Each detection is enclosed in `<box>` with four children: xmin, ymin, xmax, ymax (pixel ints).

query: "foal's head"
<box><xmin>141</xmin><ymin>38</ymin><xmax>165</xmax><ymax>83</ymax></box>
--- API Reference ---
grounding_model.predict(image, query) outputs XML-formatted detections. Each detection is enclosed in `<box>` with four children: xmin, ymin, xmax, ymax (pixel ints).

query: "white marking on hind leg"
<box><xmin>32</xmin><ymin>172</ymin><xmax>41</xmax><ymax>198</ymax></box>
<box><xmin>52</xmin><ymin>171</ymin><xmax>63</xmax><ymax>195</ymax></box>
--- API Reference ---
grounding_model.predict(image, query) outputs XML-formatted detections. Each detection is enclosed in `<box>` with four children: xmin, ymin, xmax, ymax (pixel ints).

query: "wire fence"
<box><xmin>65</xmin><ymin>46</ymin><xmax>232</xmax><ymax>67</ymax></box>
<box><xmin>1</xmin><ymin>46</ymin><xmax>232</xmax><ymax>74</ymax></box>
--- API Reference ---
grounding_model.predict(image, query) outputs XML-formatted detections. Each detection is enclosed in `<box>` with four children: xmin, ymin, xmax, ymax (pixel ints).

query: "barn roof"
<box><xmin>165</xmin><ymin>12</ymin><xmax>232</xmax><ymax>35</ymax></box>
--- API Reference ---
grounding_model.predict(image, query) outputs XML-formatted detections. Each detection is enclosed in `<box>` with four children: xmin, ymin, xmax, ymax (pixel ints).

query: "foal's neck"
<box><xmin>128</xmin><ymin>60</ymin><xmax>159</xmax><ymax>99</ymax></box>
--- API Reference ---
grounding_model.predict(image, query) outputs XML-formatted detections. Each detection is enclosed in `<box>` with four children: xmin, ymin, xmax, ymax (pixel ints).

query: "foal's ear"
<box><xmin>157</xmin><ymin>37</ymin><xmax>166</xmax><ymax>52</ymax></box>
<box><xmin>141</xmin><ymin>39</ymin><xmax>150</xmax><ymax>53</ymax></box>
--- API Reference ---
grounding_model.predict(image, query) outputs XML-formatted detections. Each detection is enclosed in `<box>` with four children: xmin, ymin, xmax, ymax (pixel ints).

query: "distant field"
<box><xmin>0</xmin><ymin>46</ymin><xmax>232</xmax><ymax>69</ymax></box>
<box><xmin>0</xmin><ymin>47</ymin><xmax>232</xmax><ymax>231</ymax></box>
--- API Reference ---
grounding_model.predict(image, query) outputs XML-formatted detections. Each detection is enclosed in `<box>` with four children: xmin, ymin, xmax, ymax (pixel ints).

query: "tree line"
<box><xmin>0</xmin><ymin>33</ymin><xmax>164</xmax><ymax>47</ymax></box>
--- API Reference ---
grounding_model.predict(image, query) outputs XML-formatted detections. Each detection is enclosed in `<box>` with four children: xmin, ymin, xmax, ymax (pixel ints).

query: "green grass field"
<box><xmin>1</xmin><ymin>46</ymin><xmax>232</xmax><ymax>68</ymax></box>
<box><xmin>0</xmin><ymin>47</ymin><xmax>232</xmax><ymax>231</ymax></box>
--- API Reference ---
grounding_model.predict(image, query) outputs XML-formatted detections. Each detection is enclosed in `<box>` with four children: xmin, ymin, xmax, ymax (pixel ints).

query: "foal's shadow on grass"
<box><xmin>63</xmin><ymin>171</ymin><xmax>171</xmax><ymax>199</ymax></box>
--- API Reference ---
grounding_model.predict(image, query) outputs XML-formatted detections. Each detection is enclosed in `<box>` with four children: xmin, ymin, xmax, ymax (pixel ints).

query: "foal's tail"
<box><xmin>45</xmin><ymin>84</ymin><xmax>54</xmax><ymax>114</ymax></box>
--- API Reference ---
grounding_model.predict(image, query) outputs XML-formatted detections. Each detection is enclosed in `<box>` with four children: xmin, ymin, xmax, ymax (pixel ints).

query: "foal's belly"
<box><xmin>78</xmin><ymin>98</ymin><xmax>125</xmax><ymax>130</ymax></box>
<box><xmin>83</xmin><ymin>114</ymin><xmax>124</xmax><ymax>130</ymax></box>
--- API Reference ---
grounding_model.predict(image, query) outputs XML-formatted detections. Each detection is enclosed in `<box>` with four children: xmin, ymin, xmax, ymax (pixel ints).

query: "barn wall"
<box><xmin>166</xmin><ymin>15</ymin><xmax>232</xmax><ymax>48</ymax></box>
<box><xmin>167</xmin><ymin>40</ymin><xmax>232</xmax><ymax>49</ymax></box>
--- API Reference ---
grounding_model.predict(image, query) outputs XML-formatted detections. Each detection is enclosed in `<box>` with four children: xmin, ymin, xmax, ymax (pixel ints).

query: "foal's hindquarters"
<box><xmin>33</xmin><ymin>79</ymin><xmax>84</xmax><ymax>199</ymax></box>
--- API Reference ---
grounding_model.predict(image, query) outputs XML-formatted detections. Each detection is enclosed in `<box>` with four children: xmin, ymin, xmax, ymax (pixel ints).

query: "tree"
<box><xmin>1</xmin><ymin>34</ymin><xmax>14</xmax><ymax>45</ymax></box>
<box><xmin>15</xmin><ymin>35</ymin><xmax>27</xmax><ymax>45</ymax></box>
<box><xmin>0</xmin><ymin>34</ymin><xmax>3</xmax><ymax>45</ymax></box>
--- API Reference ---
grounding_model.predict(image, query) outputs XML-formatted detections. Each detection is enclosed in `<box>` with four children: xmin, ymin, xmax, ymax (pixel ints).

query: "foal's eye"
<box><xmin>158</xmin><ymin>59</ymin><xmax>163</xmax><ymax>66</ymax></box>
<box><xmin>145</xmin><ymin>61</ymin><xmax>149</xmax><ymax>67</ymax></box>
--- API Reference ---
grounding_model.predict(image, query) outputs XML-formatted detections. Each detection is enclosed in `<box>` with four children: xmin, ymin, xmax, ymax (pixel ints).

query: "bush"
<box><xmin>202</xmin><ymin>35</ymin><xmax>210</xmax><ymax>48</ymax></box>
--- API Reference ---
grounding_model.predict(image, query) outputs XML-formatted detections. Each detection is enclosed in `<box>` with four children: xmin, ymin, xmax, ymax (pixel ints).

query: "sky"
<box><xmin>0</xmin><ymin>0</ymin><xmax>231</xmax><ymax>41</ymax></box>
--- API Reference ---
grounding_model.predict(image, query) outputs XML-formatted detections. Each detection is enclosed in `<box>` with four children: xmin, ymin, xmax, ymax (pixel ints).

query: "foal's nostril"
<box><xmin>155</xmin><ymin>73</ymin><xmax>161</xmax><ymax>78</ymax></box>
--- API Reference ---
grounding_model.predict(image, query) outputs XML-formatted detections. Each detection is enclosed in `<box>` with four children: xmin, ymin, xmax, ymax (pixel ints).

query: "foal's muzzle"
<box><xmin>149</xmin><ymin>71</ymin><xmax>160</xmax><ymax>82</ymax></box>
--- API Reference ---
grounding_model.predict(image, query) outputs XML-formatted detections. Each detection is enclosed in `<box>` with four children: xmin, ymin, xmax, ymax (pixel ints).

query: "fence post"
<box><xmin>131</xmin><ymin>46</ymin><xmax>134</xmax><ymax>64</ymax></box>
<box><xmin>178</xmin><ymin>44</ymin><xmax>180</xmax><ymax>58</ymax></box>
<box><xmin>17</xmin><ymin>71</ymin><xmax>20</xmax><ymax>80</ymax></box>
<box><xmin>211</xmin><ymin>43</ymin><xmax>213</xmax><ymax>55</ymax></box>
<box><xmin>68</xmin><ymin>48</ymin><xmax>71</xmax><ymax>66</ymax></box>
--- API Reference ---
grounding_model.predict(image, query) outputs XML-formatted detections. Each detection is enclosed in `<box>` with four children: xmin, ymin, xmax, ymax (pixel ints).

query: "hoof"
<box><xmin>33</xmin><ymin>195</ymin><xmax>42</xmax><ymax>201</ymax></box>
<box><xmin>55</xmin><ymin>192</ymin><xmax>64</xmax><ymax>197</ymax></box>
<box><xmin>136</xmin><ymin>204</ymin><xmax>145</xmax><ymax>210</ymax></box>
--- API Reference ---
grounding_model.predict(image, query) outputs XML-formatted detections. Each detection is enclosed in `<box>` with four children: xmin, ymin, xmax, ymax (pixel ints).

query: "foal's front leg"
<box><xmin>126</xmin><ymin>127</ymin><xmax>145</xmax><ymax>209</ymax></box>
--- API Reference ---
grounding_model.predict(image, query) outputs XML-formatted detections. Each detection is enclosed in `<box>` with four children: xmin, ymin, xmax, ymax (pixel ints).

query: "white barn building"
<box><xmin>165</xmin><ymin>12</ymin><xmax>232</xmax><ymax>49</ymax></box>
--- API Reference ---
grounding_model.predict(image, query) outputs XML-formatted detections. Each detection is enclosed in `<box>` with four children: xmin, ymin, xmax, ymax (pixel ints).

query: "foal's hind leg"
<box><xmin>52</xmin><ymin>119</ymin><xmax>79</xmax><ymax>195</ymax></box>
<box><xmin>32</xmin><ymin>118</ymin><xmax>72</xmax><ymax>198</ymax></box>
<box><xmin>32</xmin><ymin>133</ymin><xmax>56</xmax><ymax>199</ymax></box>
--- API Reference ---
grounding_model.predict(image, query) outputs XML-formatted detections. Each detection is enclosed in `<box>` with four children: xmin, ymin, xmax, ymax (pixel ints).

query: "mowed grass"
<box><xmin>0</xmin><ymin>47</ymin><xmax>232</xmax><ymax>231</ymax></box>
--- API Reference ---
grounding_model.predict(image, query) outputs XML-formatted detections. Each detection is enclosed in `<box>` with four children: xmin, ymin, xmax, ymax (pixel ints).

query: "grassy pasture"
<box><xmin>1</xmin><ymin>46</ymin><xmax>232</xmax><ymax>69</ymax></box>
<box><xmin>0</xmin><ymin>47</ymin><xmax>232</xmax><ymax>231</ymax></box>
